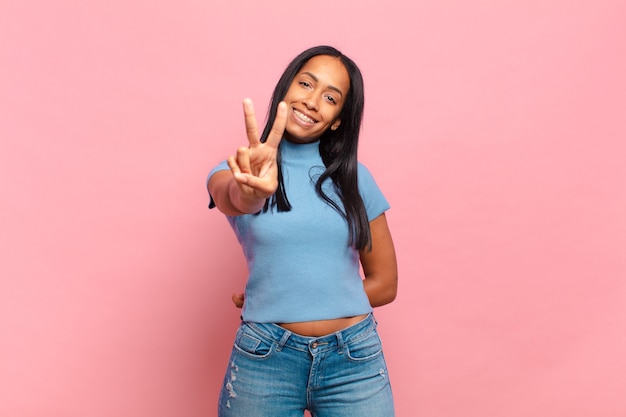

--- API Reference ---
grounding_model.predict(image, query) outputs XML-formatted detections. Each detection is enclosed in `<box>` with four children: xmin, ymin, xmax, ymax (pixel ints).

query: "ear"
<box><xmin>331</xmin><ymin>119</ymin><xmax>341</xmax><ymax>130</ymax></box>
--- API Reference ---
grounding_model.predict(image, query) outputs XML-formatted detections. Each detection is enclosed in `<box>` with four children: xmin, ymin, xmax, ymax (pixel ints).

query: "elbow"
<box><xmin>384</xmin><ymin>279</ymin><xmax>398</xmax><ymax>305</ymax></box>
<box><xmin>369</xmin><ymin>275</ymin><xmax>398</xmax><ymax>307</ymax></box>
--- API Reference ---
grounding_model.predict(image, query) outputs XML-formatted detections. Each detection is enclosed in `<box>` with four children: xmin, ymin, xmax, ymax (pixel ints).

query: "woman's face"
<box><xmin>282</xmin><ymin>55</ymin><xmax>350</xmax><ymax>144</ymax></box>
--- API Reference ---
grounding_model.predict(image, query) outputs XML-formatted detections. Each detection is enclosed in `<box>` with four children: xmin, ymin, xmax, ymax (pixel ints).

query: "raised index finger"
<box><xmin>265</xmin><ymin>101</ymin><xmax>287</xmax><ymax>148</ymax></box>
<box><xmin>242</xmin><ymin>98</ymin><xmax>260</xmax><ymax>145</ymax></box>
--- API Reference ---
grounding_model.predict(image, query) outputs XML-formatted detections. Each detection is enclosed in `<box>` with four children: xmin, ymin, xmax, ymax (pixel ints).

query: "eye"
<box><xmin>325</xmin><ymin>95</ymin><xmax>338</xmax><ymax>105</ymax></box>
<box><xmin>299</xmin><ymin>81</ymin><xmax>312</xmax><ymax>89</ymax></box>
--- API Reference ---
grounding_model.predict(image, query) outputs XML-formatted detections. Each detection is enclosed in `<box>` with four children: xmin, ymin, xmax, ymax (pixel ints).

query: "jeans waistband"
<box><xmin>244</xmin><ymin>313</ymin><xmax>377</xmax><ymax>353</ymax></box>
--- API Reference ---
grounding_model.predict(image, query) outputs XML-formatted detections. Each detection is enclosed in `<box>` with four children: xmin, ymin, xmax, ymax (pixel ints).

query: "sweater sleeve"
<box><xmin>357</xmin><ymin>163</ymin><xmax>390</xmax><ymax>221</ymax></box>
<box><xmin>206</xmin><ymin>160</ymin><xmax>229</xmax><ymax>209</ymax></box>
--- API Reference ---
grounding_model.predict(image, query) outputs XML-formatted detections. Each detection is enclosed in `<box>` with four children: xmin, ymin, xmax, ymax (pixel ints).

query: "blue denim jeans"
<box><xmin>217</xmin><ymin>313</ymin><xmax>394</xmax><ymax>417</ymax></box>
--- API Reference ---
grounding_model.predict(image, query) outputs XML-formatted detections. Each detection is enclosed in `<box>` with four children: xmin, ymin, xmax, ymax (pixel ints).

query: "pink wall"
<box><xmin>2</xmin><ymin>1</ymin><xmax>625</xmax><ymax>416</ymax></box>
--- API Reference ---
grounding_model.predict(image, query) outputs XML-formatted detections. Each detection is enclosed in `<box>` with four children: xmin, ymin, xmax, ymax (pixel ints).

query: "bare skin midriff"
<box><xmin>278</xmin><ymin>314</ymin><xmax>368</xmax><ymax>337</ymax></box>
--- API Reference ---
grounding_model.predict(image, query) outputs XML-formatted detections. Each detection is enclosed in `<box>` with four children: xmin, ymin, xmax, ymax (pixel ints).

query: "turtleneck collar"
<box><xmin>279</xmin><ymin>139</ymin><xmax>321</xmax><ymax>162</ymax></box>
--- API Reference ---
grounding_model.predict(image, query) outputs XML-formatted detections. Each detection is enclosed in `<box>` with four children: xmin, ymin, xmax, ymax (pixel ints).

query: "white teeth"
<box><xmin>294</xmin><ymin>109</ymin><xmax>316</xmax><ymax>124</ymax></box>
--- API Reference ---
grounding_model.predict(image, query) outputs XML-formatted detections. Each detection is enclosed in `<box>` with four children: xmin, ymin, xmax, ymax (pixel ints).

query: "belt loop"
<box><xmin>276</xmin><ymin>328</ymin><xmax>291</xmax><ymax>352</ymax></box>
<box><xmin>336</xmin><ymin>331</ymin><xmax>345</xmax><ymax>355</ymax></box>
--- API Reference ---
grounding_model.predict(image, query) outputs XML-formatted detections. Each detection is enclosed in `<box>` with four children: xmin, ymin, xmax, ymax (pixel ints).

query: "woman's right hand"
<box><xmin>227</xmin><ymin>99</ymin><xmax>288</xmax><ymax>200</ymax></box>
<box><xmin>231</xmin><ymin>292</ymin><xmax>245</xmax><ymax>309</ymax></box>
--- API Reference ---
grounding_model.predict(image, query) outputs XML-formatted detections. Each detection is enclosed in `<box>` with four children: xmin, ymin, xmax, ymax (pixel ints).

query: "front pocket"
<box><xmin>233</xmin><ymin>325</ymin><xmax>274</xmax><ymax>359</ymax></box>
<box><xmin>346</xmin><ymin>330</ymin><xmax>383</xmax><ymax>361</ymax></box>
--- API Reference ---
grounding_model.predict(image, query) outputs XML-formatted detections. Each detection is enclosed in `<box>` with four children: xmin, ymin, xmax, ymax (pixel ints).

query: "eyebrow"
<box><xmin>301</xmin><ymin>71</ymin><xmax>345</xmax><ymax>98</ymax></box>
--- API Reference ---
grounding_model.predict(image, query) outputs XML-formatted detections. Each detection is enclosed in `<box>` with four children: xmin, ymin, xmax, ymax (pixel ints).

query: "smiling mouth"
<box><xmin>293</xmin><ymin>108</ymin><xmax>318</xmax><ymax>125</ymax></box>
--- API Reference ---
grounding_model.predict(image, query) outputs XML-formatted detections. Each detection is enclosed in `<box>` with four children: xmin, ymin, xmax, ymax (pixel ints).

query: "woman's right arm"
<box><xmin>208</xmin><ymin>99</ymin><xmax>287</xmax><ymax>216</ymax></box>
<box><xmin>208</xmin><ymin>170</ymin><xmax>267</xmax><ymax>215</ymax></box>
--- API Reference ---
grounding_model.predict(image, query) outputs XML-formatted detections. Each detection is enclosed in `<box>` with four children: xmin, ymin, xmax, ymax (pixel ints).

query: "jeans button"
<box><xmin>311</xmin><ymin>341</ymin><xmax>318</xmax><ymax>349</ymax></box>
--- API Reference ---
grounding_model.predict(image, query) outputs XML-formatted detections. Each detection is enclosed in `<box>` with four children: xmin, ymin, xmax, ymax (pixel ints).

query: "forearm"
<box><xmin>363</xmin><ymin>274</ymin><xmax>397</xmax><ymax>307</ymax></box>
<box><xmin>359</xmin><ymin>213</ymin><xmax>398</xmax><ymax>308</ymax></box>
<box><xmin>209</xmin><ymin>172</ymin><xmax>267</xmax><ymax>216</ymax></box>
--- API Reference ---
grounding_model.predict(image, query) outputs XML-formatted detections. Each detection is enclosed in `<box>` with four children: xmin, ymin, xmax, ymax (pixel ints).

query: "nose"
<box><xmin>303</xmin><ymin>91</ymin><xmax>320</xmax><ymax>111</ymax></box>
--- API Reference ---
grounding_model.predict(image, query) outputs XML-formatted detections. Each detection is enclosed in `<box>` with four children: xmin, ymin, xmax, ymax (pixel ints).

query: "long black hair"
<box><xmin>260</xmin><ymin>46</ymin><xmax>371</xmax><ymax>251</ymax></box>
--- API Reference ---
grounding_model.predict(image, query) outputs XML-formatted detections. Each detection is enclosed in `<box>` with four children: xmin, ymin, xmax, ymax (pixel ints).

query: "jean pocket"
<box><xmin>233</xmin><ymin>324</ymin><xmax>274</xmax><ymax>359</ymax></box>
<box><xmin>346</xmin><ymin>330</ymin><xmax>383</xmax><ymax>361</ymax></box>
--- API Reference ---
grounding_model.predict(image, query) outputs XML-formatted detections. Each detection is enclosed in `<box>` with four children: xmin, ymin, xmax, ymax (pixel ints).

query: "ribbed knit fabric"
<box><xmin>208</xmin><ymin>139</ymin><xmax>390</xmax><ymax>323</ymax></box>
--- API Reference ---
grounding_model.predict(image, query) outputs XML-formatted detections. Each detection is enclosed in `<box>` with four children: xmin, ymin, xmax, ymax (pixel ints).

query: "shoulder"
<box><xmin>357</xmin><ymin>161</ymin><xmax>379</xmax><ymax>185</ymax></box>
<box><xmin>356</xmin><ymin>161</ymin><xmax>390</xmax><ymax>218</ymax></box>
<box><xmin>357</xmin><ymin>161</ymin><xmax>372</xmax><ymax>174</ymax></box>
<box><xmin>206</xmin><ymin>160</ymin><xmax>229</xmax><ymax>185</ymax></box>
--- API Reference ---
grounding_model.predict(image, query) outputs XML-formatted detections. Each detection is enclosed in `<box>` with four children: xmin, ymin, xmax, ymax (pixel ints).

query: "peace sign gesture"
<box><xmin>225</xmin><ymin>98</ymin><xmax>288</xmax><ymax>205</ymax></box>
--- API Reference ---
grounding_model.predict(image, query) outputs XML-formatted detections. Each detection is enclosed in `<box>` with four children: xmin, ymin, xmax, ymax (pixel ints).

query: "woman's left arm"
<box><xmin>360</xmin><ymin>213</ymin><xmax>398</xmax><ymax>307</ymax></box>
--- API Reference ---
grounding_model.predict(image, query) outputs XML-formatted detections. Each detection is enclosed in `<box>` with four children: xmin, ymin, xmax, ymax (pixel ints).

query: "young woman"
<box><xmin>207</xmin><ymin>45</ymin><xmax>398</xmax><ymax>417</ymax></box>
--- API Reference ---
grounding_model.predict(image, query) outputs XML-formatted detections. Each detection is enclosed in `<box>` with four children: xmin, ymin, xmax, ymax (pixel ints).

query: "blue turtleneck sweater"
<box><xmin>208</xmin><ymin>139</ymin><xmax>390</xmax><ymax>323</ymax></box>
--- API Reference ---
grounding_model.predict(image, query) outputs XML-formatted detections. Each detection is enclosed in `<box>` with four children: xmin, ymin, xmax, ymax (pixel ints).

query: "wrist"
<box><xmin>229</xmin><ymin>180</ymin><xmax>266</xmax><ymax>214</ymax></box>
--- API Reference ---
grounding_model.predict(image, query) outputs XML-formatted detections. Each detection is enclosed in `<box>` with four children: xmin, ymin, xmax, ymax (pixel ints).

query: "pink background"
<box><xmin>2</xmin><ymin>1</ymin><xmax>625</xmax><ymax>416</ymax></box>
